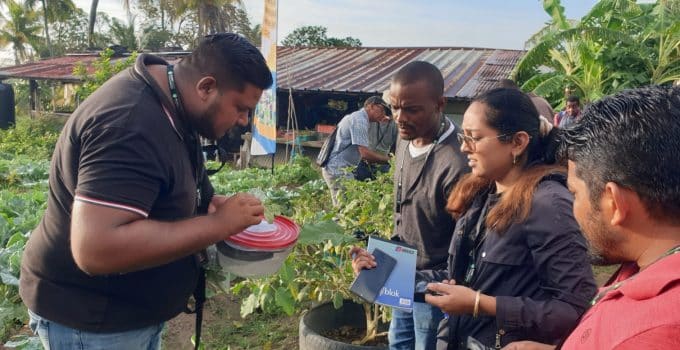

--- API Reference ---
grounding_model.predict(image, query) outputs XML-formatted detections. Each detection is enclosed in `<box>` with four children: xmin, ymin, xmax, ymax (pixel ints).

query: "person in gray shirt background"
<box><xmin>355</xmin><ymin>92</ymin><xmax>398</xmax><ymax>181</ymax></box>
<box><xmin>322</xmin><ymin>96</ymin><xmax>392</xmax><ymax>205</ymax></box>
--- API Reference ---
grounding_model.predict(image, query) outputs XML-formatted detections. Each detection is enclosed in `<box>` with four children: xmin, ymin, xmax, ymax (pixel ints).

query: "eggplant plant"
<box><xmin>231</xmin><ymin>165</ymin><xmax>395</xmax><ymax>345</ymax></box>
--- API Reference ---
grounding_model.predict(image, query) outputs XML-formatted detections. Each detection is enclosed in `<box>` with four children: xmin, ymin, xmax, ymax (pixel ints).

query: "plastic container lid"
<box><xmin>225</xmin><ymin>216</ymin><xmax>299</xmax><ymax>251</ymax></box>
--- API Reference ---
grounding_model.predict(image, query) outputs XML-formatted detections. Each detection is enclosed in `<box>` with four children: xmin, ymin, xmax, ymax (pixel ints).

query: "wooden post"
<box><xmin>271</xmin><ymin>153</ymin><xmax>275</xmax><ymax>175</ymax></box>
<box><xmin>239</xmin><ymin>132</ymin><xmax>253</xmax><ymax>170</ymax></box>
<box><xmin>29</xmin><ymin>80</ymin><xmax>38</xmax><ymax>117</ymax></box>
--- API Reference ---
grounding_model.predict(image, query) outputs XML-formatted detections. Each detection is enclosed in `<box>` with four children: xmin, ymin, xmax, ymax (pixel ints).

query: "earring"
<box><xmin>512</xmin><ymin>154</ymin><xmax>518</xmax><ymax>165</ymax></box>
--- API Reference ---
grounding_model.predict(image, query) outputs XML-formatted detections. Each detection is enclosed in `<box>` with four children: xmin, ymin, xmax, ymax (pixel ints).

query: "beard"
<box><xmin>398</xmin><ymin>112</ymin><xmax>441</xmax><ymax>141</ymax></box>
<box><xmin>583</xmin><ymin>208</ymin><xmax>626</xmax><ymax>266</ymax></box>
<box><xmin>189</xmin><ymin>100</ymin><xmax>221</xmax><ymax>140</ymax></box>
<box><xmin>397</xmin><ymin>122</ymin><xmax>416</xmax><ymax>141</ymax></box>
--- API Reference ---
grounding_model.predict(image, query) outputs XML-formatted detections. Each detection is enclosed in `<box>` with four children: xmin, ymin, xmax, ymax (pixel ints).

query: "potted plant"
<box><xmin>231</xmin><ymin>166</ymin><xmax>395</xmax><ymax>349</ymax></box>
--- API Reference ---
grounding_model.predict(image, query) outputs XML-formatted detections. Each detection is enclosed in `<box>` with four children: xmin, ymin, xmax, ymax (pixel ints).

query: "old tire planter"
<box><xmin>299</xmin><ymin>300</ymin><xmax>388</xmax><ymax>350</ymax></box>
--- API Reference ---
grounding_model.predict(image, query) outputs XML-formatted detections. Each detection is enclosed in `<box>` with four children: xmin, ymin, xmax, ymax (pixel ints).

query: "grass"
<box><xmin>163</xmin><ymin>294</ymin><xmax>299</xmax><ymax>350</ymax></box>
<box><xmin>204</xmin><ymin>311</ymin><xmax>298</xmax><ymax>350</ymax></box>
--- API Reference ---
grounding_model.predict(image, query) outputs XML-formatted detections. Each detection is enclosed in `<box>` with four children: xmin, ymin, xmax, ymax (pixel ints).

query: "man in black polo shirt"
<box><xmin>19</xmin><ymin>33</ymin><xmax>272</xmax><ymax>349</ymax></box>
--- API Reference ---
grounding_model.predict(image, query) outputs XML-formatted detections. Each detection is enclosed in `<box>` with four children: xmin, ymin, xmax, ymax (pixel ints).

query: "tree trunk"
<box><xmin>88</xmin><ymin>0</ymin><xmax>99</xmax><ymax>48</ymax></box>
<box><xmin>41</xmin><ymin>0</ymin><xmax>52</xmax><ymax>56</ymax></box>
<box><xmin>160</xmin><ymin>1</ymin><xmax>165</xmax><ymax>32</ymax></box>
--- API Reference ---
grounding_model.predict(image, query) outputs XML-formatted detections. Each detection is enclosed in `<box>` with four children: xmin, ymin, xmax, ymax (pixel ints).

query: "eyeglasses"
<box><xmin>456</xmin><ymin>132</ymin><xmax>514</xmax><ymax>151</ymax></box>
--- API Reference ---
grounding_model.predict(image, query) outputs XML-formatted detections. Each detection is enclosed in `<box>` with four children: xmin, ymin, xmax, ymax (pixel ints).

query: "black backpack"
<box><xmin>316</xmin><ymin>127</ymin><xmax>339</xmax><ymax>167</ymax></box>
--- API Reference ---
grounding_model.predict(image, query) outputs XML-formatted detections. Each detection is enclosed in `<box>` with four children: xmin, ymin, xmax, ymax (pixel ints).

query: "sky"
<box><xmin>76</xmin><ymin>0</ymin><xmax>598</xmax><ymax>50</ymax></box>
<box><xmin>2</xmin><ymin>1</ymin><xmax>598</xmax><ymax>65</ymax></box>
<box><xmin>241</xmin><ymin>0</ymin><xmax>598</xmax><ymax>50</ymax></box>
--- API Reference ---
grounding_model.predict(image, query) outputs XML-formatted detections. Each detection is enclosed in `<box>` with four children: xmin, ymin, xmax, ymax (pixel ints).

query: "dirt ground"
<box><xmin>163</xmin><ymin>293</ymin><xmax>299</xmax><ymax>350</ymax></box>
<box><xmin>1</xmin><ymin>294</ymin><xmax>297</xmax><ymax>350</ymax></box>
<box><xmin>163</xmin><ymin>304</ymin><xmax>203</xmax><ymax>350</ymax></box>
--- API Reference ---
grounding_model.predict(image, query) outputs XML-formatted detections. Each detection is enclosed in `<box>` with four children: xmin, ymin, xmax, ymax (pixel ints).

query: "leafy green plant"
<box><xmin>0</xmin><ymin>232</ymin><xmax>31</xmax><ymax>341</ymax></box>
<box><xmin>335</xmin><ymin>168</ymin><xmax>394</xmax><ymax>239</ymax></box>
<box><xmin>0</xmin><ymin>187</ymin><xmax>47</xmax><ymax>342</ymax></box>
<box><xmin>0</xmin><ymin>115</ymin><xmax>53</xmax><ymax>342</ymax></box>
<box><xmin>0</xmin><ymin>115</ymin><xmax>62</xmax><ymax>161</ymax></box>
<box><xmin>210</xmin><ymin>156</ymin><xmax>326</xmax><ymax>222</ymax></box>
<box><xmin>515</xmin><ymin>0</ymin><xmax>680</xmax><ymax>105</ymax></box>
<box><xmin>73</xmin><ymin>48</ymin><xmax>138</xmax><ymax>101</ymax></box>
<box><xmin>230</xmin><ymin>164</ymin><xmax>395</xmax><ymax>345</ymax></box>
<box><xmin>0</xmin><ymin>158</ymin><xmax>50</xmax><ymax>189</ymax></box>
<box><xmin>0</xmin><ymin>190</ymin><xmax>47</xmax><ymax>243</ymax></box>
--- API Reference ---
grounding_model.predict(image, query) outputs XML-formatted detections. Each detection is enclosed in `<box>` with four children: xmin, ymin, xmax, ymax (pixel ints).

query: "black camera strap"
<box><xmin>166</xmin><ymin>64</ymin><xmax>207</xmax><ymax>350</ymax></box>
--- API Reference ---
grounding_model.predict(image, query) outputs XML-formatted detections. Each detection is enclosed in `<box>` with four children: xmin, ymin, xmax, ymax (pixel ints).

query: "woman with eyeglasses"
<box><xmin>420</xmin><ymin>88</ymin><xmax>597</xmax><ymax>349</ymax></box>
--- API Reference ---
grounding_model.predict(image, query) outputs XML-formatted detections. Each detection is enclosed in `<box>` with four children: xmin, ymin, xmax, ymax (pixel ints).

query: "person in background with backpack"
<box><xmin>321</xmin><ymin>96</ymin><xmax>392</xmax><ymax>205</ymax></box>
<box><xmin>353</xmin><ymin>90</ymin><xmax>399</xmax><ymax>181</ymax></box>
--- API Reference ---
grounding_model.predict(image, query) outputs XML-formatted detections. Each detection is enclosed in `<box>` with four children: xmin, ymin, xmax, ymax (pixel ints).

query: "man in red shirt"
<box><xmin>503</xmin><ymin>85</ymin><xmax>680</xmax><ymax>350</ymax></box>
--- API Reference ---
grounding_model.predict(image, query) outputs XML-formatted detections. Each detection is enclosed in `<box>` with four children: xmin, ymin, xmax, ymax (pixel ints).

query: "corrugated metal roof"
<box><xmin>278</xmin><ymin>47</ymin><xmax>523</xmax><ymax>99</ymax></box>
<box><xmin>0</xmin><ymin>47</ymin><xmax>523</xmax><ymax>99</ymax></box>
<box><xmin>0</xmin><ymin>54</ymin><xmax>100</xmax><ymax>82</ymax></box>
<box><xmin>0</xmin><ymin>52</ymin><xmax>186</xmax><ymax>82</ymax></box>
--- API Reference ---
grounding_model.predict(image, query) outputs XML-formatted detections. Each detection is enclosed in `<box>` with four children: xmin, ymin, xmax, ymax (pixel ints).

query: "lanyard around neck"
<box><xmin>395</xmin><ymin>117</ymin><xmax>448</xmax><ymax>214</ymax></box>
<box><xmin>166</xmin><ymin>65</ymin><xmax>205</xmax><ymax>208</ymax></box>
<box><xmin>590</xmin><ymin>244</ymin><xmax>680</xmax><ymax>306</ymax></box>
<box><xmin>166</xmin><ymin>64</ymin><xmax>183</xmax><ymax>114</ymax></box>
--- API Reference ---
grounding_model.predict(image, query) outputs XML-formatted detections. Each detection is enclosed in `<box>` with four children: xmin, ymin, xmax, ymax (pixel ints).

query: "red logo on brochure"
<box><xmin>395</xmin><ymin>246</ymin><xmax>415</xmax><ymax>254</ymax></box>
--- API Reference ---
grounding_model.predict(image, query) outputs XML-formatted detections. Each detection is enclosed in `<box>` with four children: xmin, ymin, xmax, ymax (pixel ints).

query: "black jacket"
<box><xmin>392</xmin><ymin>124</ymin><xmax>469</xmax><ymax>270</ymax></box>
<box><xmin>421</xmin><ymin>174</ymin><xmax>597</xmax><ymax>349</ymax></box>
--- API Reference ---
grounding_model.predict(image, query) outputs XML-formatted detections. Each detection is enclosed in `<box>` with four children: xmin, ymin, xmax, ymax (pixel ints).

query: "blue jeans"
<box><xmin>28</xmin><ymin>310</ymin><xmax>163</xmax><ymax>350</ymax></box>
<box><xmin>388</xmin><ymin>302</ymin><xmax>443</xmax><ymax>350</ymax></box>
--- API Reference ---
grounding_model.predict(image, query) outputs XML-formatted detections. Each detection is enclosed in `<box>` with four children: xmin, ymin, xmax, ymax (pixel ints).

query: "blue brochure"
<box><xmin>366</xmin><ymin>236</ymin><xmax>417</xmax><ymax>311</ymax></box>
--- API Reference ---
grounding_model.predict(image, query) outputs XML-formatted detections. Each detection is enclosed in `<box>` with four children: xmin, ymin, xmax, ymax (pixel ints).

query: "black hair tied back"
<box><xmin>540</xmin><ymin>126</ymin><xmax>561</xmax><ymax>165</ymax></box>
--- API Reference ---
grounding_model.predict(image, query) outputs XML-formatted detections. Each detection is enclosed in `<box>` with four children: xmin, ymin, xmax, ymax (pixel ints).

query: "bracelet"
<box><xmin>472</xmin><ymin>290</ymin><xmax>481</xmax><ymax>318</ymax></box>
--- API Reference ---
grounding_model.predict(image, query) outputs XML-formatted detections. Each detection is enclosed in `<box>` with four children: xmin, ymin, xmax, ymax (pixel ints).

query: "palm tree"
<box><xmin>24</xmin><ymin>0</ymin><xmax>76</xmax><ymax>56</ymax></box>
<box><xmin>109</xmin><ymin>16</ymin><xmax>138</xmax><ymax>51</ymax></box>
<box><xmin>127</xmin><ymin>0</ymin><xmax>255</xmax><ymax>48</ymax></box>
<box><xmin>170</xmin><ymin>0</ymin><xmax>242</xmax><ymax>36</ymax></box>
<box><xmin>135</xmin><ymin>0</ymin><xmax>177</xmax><ymax>33</ymax></box>
<box><xmin>40</xmin><ymin>0</ymin><xmax>49</xmax><ymax>54</ymax></box>
<box><xmin>21</xmin><ymin>0</ymin><xmax>51</xmax><ymax>55</ymax></box>
<box><xmin>88</xmin><ymin>0</ymin><xmax>138</xmax><ymax>49</ymax></box>
<box><xmin>87</xmin><ymin>0</ymin><xmax>98</xmax><ymax>48</ymax></box>
<box><xmin>0</xmin><ymin>0</ymin><xmax>43</xmax><ymax>64</ymax></box>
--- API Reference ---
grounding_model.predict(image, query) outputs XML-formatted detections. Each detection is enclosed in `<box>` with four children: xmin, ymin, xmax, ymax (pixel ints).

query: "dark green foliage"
<box><xmin>0</xmin><ymin>115</ymin><xmax>62</xmax><ymax>161</ymax></box>
<box><xmin>282</xmin><ymin>25</ymin><xmax>362</xmax><ymax>47</ymax></box>
<box><xmin>73</xmin><ymin>48</ymin><xmax>138</xmax><ymax>101</ymax></box>
<box><xmin>514</xmin><ymin>0</ymin><xmax>680</xmax><ymax>106</ymax></box>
